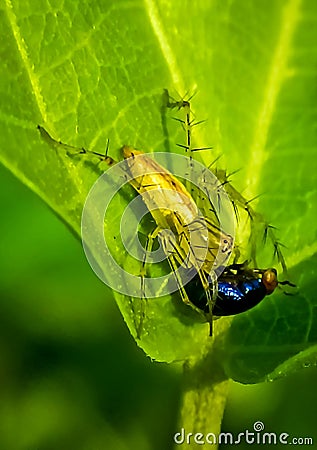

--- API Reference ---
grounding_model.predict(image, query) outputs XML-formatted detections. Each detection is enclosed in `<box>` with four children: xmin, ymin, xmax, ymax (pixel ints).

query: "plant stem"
<box><xmin>174</xmin><ymin>322</ymin><xmax>231</xmax><ymax>449</ymax></box>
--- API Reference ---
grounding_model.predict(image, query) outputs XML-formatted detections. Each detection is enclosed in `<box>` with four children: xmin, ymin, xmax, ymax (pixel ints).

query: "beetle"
<box><xmin>185</xmin><ymin>263</ymin><xmax>295</xmax><ymax>317</ymax></box>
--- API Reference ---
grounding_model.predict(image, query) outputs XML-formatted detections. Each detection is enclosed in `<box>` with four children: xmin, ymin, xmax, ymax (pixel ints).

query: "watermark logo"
<box><xmin>253</xmin><ymin>421</ymin><xmax>265</xmax><ymax>432</ymax></box>
<box><xmin>173</xmin><ymin>421</ymin><xmax>314</xmax><ymax>446</ymax></box>
<box><xmin>81</xmin><ymin>152</ymin><xmax>235</xmax><ymax>297</ymax></box>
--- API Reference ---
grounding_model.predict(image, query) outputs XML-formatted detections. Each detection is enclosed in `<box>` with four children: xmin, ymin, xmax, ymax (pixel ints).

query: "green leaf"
<box><xmin>1</xmin><ymin>0</ymin><xmax>317</xmax><ymax>388</ymax></box>
<box><xmin>223</xmin><ymin>254</ymin><xmax>317</xmax><ymax>383</ymax></box>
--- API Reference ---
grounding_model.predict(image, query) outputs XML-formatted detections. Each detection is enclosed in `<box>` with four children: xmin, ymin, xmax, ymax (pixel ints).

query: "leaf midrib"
<box><xmin>245</xmin><ymin>0</ymin><xmax>302</xmax><ymax>198</ymax></box>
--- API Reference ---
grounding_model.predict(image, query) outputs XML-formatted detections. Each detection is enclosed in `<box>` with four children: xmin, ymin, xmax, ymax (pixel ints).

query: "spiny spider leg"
<box><xmin>215</xmin><ymin>171</ymin><xmax>288</xmax><ymax>274</ymax></box>
<box><xmin>37</xmin><ymin>125</ymin><xmax>115</xmax><ymax>165</ymax></box>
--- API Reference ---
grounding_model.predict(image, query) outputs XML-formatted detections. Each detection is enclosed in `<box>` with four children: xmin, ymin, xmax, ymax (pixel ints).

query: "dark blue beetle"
<box><xmin>212</xmin><ymin>265</ymin><xmax>279</xmax><ymax>316</ymax></box>
<box><xmin>186</xmin><ymin>263</ymin><xmax>293</xmax><ymax>320</ymax></box>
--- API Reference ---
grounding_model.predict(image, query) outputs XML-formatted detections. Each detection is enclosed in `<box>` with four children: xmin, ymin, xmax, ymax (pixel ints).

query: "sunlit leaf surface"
<box><xmin>1</xmin><ymin>0</ymin><xmax>317</xmax><ymax>383</ymax></box>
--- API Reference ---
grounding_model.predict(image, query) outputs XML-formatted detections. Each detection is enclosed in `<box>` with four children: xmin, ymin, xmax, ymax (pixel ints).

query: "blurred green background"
<box><xmin>1</xmin><ymin>155</ymin><xmax>317</xmax><ymax>449</ymax></box>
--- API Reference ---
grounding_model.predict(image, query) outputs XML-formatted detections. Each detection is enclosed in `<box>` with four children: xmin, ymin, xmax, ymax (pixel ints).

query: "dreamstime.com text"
<box><xmin>174</xmin><ymin>421</ymin><xmax>313</xmax><ymax>446</ymax></box>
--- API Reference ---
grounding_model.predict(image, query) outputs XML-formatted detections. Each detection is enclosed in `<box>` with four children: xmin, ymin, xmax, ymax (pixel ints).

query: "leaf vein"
<box><xmin>4</xmin><ymin>0</ymin><xmax>49</xmax><ymax>125</ymax></box>
<box><xmin>246</xmin><ymin>0</ymin><xmax>302</xmax><ymax>197</ymax></box>
<box><xmin>144</xmin><ymin>0</ymin><xmax>184</xmax><ymax>92</ymax></box>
